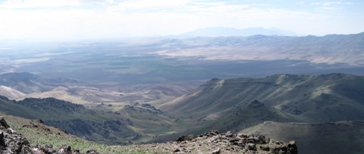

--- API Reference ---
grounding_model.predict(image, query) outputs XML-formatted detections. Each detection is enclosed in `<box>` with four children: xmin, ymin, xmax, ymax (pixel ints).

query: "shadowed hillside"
<box><xmin>2</xmin><ymin>73</ymin><xmax>364</xmax><ymax>153</ymax></box>
<box><xmin>207</xmin><ymin>100</ymin><xmax>305</xmax><ymax>133</ymax></box>
<box><xmin>241</xmin><ymin>121</ymin><xmax>364</xmax><ymax>154</ymax></box>
<box><xmin>0</xmin><ymin>113</ymin><xmax>298</xmax><ymax>154</ymax></box>
<box><xmin>161</xmin><ymin>73</ymin><xmax>364</xmax><ymax>123</ymax></box>
<box><xmin>158</xmin><ymin>73</ymin><xmax>364</xmax><ymax>153</ymax></box>
<box><xmin>0</xmin><ymin>96</ymin><xmax>176</xmax><ymax>144</ymax></box>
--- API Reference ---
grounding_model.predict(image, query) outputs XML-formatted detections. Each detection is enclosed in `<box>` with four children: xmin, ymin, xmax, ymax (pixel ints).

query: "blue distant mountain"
<box><xmin>180</xmin><ymin>27</ymin><xmax>297</xmax><ymax>37</ymax></box>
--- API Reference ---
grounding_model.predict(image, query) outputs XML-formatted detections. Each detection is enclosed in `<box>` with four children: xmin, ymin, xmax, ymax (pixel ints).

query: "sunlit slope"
<box><xmin>162</xmin><ymin>73</ymin><xmax>364</xmax><ymax>122</ymax></box>
<box><xmin>0</xmin><ymin>72</ymin><xmax>194</xmax><ymax>106</ymax></box>
<box><xmin>0</xmin><ymin>85</ymin><xmax>26</xmax><ymax>99</ymax></box>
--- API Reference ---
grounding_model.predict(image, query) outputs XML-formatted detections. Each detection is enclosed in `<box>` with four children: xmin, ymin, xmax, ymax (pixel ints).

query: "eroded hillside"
<box><xmin>162</xmin><ymin>73</ymin><xmax>364</xmax><ymax>123</ymax></box>
<box><xmin>0</xmin><ymin>114</ymin><xmax>298</xmax><ymax>154</ymax></box>
<box><xmin>1</xmin><ymin>73</ymin><xmax>364</xmax><ymax>154</ymax></box>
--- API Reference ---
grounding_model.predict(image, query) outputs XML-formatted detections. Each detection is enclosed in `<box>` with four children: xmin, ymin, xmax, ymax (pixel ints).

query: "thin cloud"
<box><xmin>296</xmin><ymin>1</ymin><xmax>305</xmax><ymax>5</ymax></box>
<box><xmin>310</xmin><ymin>1</ymin><xmax>353</xmax><ymax>6</ymax></box>
<box><xmin>310</xmin><ymin>1</ymin><xmax>353</xmax><ymax>10</ymax></box>
<box><xmin>0</xmin><ymin>0</ymin><xmax>82</xmax><ymax>9</ymax></box>
<box><xmin>186</xmin><ymin>2</ymin><xmax>250</xmax><ymax>12</ymax></box>
<box><xmin>113</xmin><ymin>0</ymin><xmax>189</xmax><ymax>10</ymax></box>
<box><xmin>112</xmin><ymin>0</ymin><xmax>251</xmax><ymax>13</ymax></box>
<box><xmin>0</xmin><ymin>0</ymin><xmax>362</xmax><ymax>39</ymax></box>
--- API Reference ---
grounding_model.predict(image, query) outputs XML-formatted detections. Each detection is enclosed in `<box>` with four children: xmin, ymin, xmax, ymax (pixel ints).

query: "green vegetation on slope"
<box><xmin>0</xmin><ymin>112</ymin><xmax>155</xmax><ymax>153</ymax></box>
<box><xmin>241</xmin><ymin>121</ymin><xmax>364</xmax><ymax>154</ymax></box>
<box><xmin>162</xmin><ymin>73</ymin><xmax>364</xmax><ymax>122</ymax></box>
<box><xmin>160</xmin><ymin>73</ymin><xmax>364</xmax><ymax>136</ymax></box>
<box><xmin>2</xmin><ymin>73</ymin><xmax>364</xmax><ymax>154</ymax></box>
<box><xmin>0</xmin><ymin>96</ymin><xmax>176</xmax><ymax>145</ymax></box>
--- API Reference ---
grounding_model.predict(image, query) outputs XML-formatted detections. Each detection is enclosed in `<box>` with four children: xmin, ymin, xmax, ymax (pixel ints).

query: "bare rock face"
<box><xmin>168</xmin><ymin>130</ymin><xmax>298</xmax><ymax>154</ymax></box>
<box><xmin>0</xmin><ymin>116</ymin><xmax>99</xmax><ymax>154</ymax></box>
<box><xmin>0</xmin><ymin>117</ymin><xmax>9</xmax><ymax>129</ymax></box>
<box><xmin>0</xmin><ymin>116</ymin><xmax>31</xmax><ymax>153</ymax></box>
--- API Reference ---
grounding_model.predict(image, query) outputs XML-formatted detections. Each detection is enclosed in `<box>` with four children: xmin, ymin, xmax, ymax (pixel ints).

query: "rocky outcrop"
<box><xmin>168</xmin><ymin>130</ymin><xmax>297</xmax><ymax>154</ymax></box>
<box><xmin>29</xmin><ymin>144</ymin><xmax>99</xmax><ymax>154</ymax></box>
<box><xmin>0</xmin><ymin>116</ymin><xmax>99</xmax><ymax>154</ymax></box>
<box><xmin>1</xmin><ymin>115</ymin><xmax>298</xmax><ymax>154</ymax></box>
<box><xmin>0</xmin><ymin>116</ymin><xmax>31</xmax><ymax>153</ymax></box>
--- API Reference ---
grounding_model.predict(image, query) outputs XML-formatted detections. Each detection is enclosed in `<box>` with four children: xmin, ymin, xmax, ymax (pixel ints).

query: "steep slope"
<box><xmin>0</xmin><ymin>113</ymin><xmax>101</xmax><ymax>153</ymax></box>
<box><xmin>0</xmin><ymin>96</ymin><xmax>176</xmax><ymax>144</ymax></box>
<box><xmin>0</xmin><ymin>85</ymin><xmax>25</xmax><ymax>99</ymax></box>
<box><xmin>241</xmin><ymin>121</ymin><xmax>364</xmax><ymax>154</ymax></box>
<box><xmin>161</xmin><ymin>73</ymin><xmax>364</xmax><ymax>123</ymax></box>
<box><xmin>267</xmin><ymin>73</ymin><xmax>364</xmax><ymax>121</ymax></box>
<box><xmin>207</xmin><ymin>100</ymin><xmax>305</xmax><ymax>133</ymax></box>
<box><xmin>0</xmin><ymin>113</ymin><xmax>298</xmax><ymax>154</ymax></box>
<box><xmin>160</xmin><ymin>99</ymin><xmax>304</xmax><ymax>140</ymax></box>
<box><xmin>159</xmin><ymin>74</ymin><xmax>364</xmax><ymax>154</ymax></box>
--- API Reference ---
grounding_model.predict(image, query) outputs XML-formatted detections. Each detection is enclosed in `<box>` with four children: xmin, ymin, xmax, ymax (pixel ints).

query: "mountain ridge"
<box><xmin>0</xmin><ymin>114</ymin><xmax>298</xmax><ymax>153</ymax></box>
<box><xmin>161</xmin><ymin>73</ymin><xmax>364</xmax><ymax>123</ymax></box>
<box><xmin>1</xmin><ymin>72</ymin><xmax>364</xmax><ymax>153</ymax></box>
<box><xmin>156</xmin><ymin>32</ymin><xmax>364</xmax><ymax>66</ymax></box>
<box><xmin>180</xmin><ymin>27</ymin><xmax>297</xmax><ymax>37</ymax></box>
<box><xmin>0</xmin><ymin>85</ymin><xmax>25</xmax><ymax>99</ymax></box>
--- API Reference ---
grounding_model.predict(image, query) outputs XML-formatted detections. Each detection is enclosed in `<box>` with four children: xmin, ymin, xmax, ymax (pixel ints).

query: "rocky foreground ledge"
<box><xmin>0</xmin><ymin>116</ymin><xmax>99</xmax><ymax>154</ymax></box>
<box><xmin>1</xmin><ymin>115</ymin><xmax>297</xmax><ymax>154</ymax></box>
<box><xmin>147</xmin><ymin>130</ymin><xmax>298</xmax><ymax>154</ymax></box>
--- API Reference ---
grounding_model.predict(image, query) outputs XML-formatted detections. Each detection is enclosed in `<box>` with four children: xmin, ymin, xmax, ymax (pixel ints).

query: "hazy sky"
<box><xmin>0</xmin><ymin>0</ymin><xmax>363</xmax><ymax>40</ymax></box>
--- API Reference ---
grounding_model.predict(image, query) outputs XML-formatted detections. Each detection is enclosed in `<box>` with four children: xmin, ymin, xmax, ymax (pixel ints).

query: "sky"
<box><xmin>0</xmin><ymin>0</ymin><xmax>363</xmax><ymax>40</ymax></box>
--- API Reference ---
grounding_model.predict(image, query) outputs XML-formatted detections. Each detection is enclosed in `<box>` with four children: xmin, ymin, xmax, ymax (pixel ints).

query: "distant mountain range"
<box><xmin>156</xmin><ymin>32</ymin><xmax>364</xmax><ymax>67</ymax></box>
<box><xmin>0</xmin><ymin>72</ymin><xmax>83</xmax><ymax>94</ymax></box>
<box><xmin>179</xmin><ymin>27</ymin><xmax>297</xmax><ymax>37</ymax></box>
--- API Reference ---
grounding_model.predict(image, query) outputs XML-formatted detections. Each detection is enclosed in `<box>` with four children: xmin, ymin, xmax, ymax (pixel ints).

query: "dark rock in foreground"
<box><xmin>1</xmin><ymin>116</ymin><xmax>298</xmax><ymax>154</ymax></box>
<box><xmin>0</xmin><ymin>116</ymin><xmax>99</xmax><ymax>154</ymax></box>
<box><xmin>170</xmin><ymin>130</ymin><xmax>297</xmax><ymax>154</ymax></box>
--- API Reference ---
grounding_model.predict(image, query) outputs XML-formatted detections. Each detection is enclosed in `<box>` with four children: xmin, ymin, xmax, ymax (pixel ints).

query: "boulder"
<box><xmin>176</xmin><ymin>134</ymin><xmax>195</xmax><ymax>142</ymax></box>
<box><xmin>0</xmin><ymin>116</ymin><xmax>9</xmax><ymax>129</ymax></box>
<box><xmin>173</xmin><ymin>130</ymin><xmax>298</xmax><ymax>153</ymax></box>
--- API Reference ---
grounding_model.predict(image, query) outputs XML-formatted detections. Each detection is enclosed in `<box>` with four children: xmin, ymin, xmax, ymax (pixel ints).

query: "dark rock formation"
<box><xmin>176</xmin><ymin>134</ymin><xmax>195</xmax><ymax>142</ymax></box>
<box><xmin>248</xmin><ymin>100</ymin><xmax>265</xmax><ymax>108</ymax></box>
<box><xmin>0</xmin><ymin>116</ymin><xmax>31</xmax><ymax>153</ymax></box>
<box><xmin>171</xmin><ymin>130</ymin><xmax>298</xmax><ymax>154</ymax></box>
<box><xmin>0</xmin><ymin>117</ymin><xmax>9</xmax><ymax>129</ymax></box>
<box><xmin>0</xmin><ymin>116</ymin><xmax>99</xmax><ymax>154</ymax></box>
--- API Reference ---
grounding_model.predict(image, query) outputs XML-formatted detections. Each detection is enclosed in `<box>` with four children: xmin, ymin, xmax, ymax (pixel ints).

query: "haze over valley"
<box><xmin>1</xmin><ymin>0</ymin><xmax>364</xmax><ymax>153</ymax></box>
<box><xmin>0</xmin><ymin>32</ymin><xmax>364</xmax><ymax>153</ymax></box>
<box><xmin>1</xmin><ymin>33</ymin><xmax>364</xmax><ymax>106</ymax></box>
